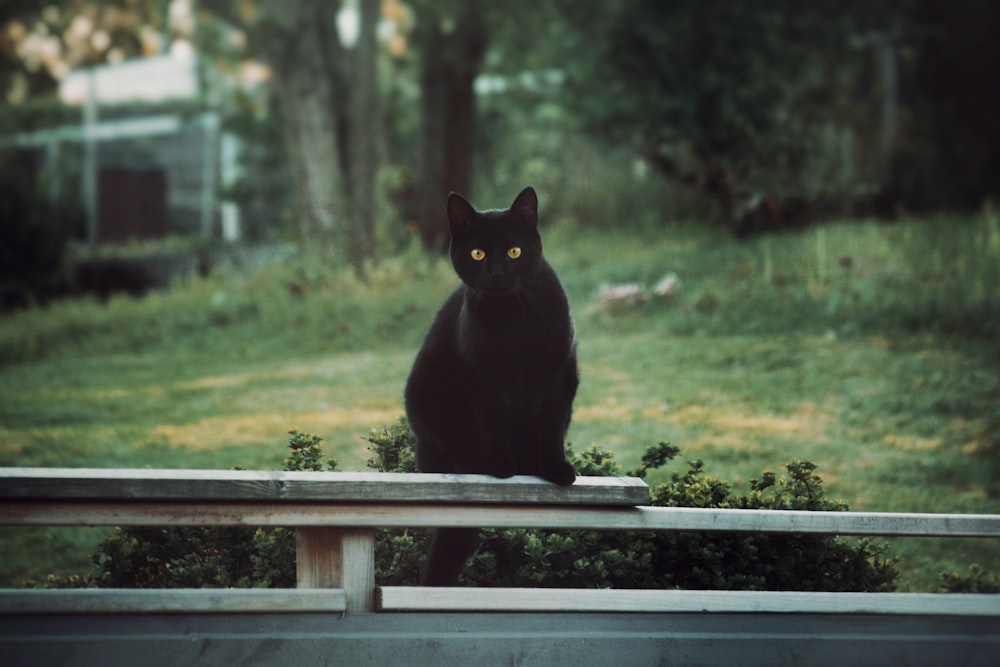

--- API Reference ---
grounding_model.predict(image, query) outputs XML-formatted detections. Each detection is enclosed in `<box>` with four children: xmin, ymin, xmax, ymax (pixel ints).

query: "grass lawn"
<box><xmin>1</xmin><ymin>213</ymin><xmax>998</xmax><ymax>590</ymax></box>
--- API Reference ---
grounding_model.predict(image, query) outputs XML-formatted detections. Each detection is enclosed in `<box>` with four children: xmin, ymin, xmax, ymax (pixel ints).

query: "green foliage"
<box><xmin>360</xmin><ymin>420</ymin><xmax>901</xmax><ymax>592</ymax></box>
<box><xmin>364</xmin><ymin>418</ymin><xmax>417</xmax><ymax>473</ymax></box>
<box><xmin>6</xmin><ymin>217</ymin><xmax>997</xmax><ymax>588</ymax></box>
<box><xmin>42</xmin><ymin>430</ymin><xmax>339</xmax><ymax>590</ymax></box>
<box><xmin>635</xmin><ymin>441</ymin><xmax>683</xmax><ymax>477</ymax></box>
<box><xmin>546</xmin><ymin>211</ymin><xmax>1000</xmax><ymax>341</ymax></box>
<box><xmin>0</xmin><ymin>157</ymin><xmax>74</xmax><ymax>310</ymax></box>
<box><xmin>548</xmin><ymin>1</ymin><xmax>883</xmax><ymax>205</ymax></box>
<box><xmin>285</xmin><ymin>429</ymin><xmax>338</xmax><ymax>472</ymax></box>
<box><xmin>631</xmin><ymin>457</ymin><xmax>897</xmax><ymax>592</ymax></box>
<box><xmin>937</xmin><ymin>564</ymin><xmax>1000</xmax><ymax>594</ymax></box>
<box><xmin>90</xmin><ymin>526</ymin><xmax>268</xmax><ymax>588</ymax></box>
<box><xmin>219</xmin><ymin>96</ymin><xmax>297</xmax><ymax>241</ymax></box>
<box><xmin>3</xmin><ymin>211</ymin><xmax>996</xmax><ymax>370</ymax></box>
<box><xmin>0</xmin><ymin>243</ymin><xmax>455</xmax><ymax>367</ymax></box>
<box><xmin>40</xmin><ymin>422</ymin><xmax>907</xmax><ymax>592</ymax></box>
<box><xmin>542</xmin><ymin>1</ymin><xmax>1000</xmax><ymax>214</ymax></box>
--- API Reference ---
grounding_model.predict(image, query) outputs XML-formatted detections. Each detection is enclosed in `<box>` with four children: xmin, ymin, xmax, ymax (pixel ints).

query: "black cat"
<box><xmin>404</xmin><ymin>186</ymin><xmax>578</xmax><ymax>586</ymax></box>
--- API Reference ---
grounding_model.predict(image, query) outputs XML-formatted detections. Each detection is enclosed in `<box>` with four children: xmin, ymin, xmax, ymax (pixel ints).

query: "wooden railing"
<box><xmin>2</xmin><ymin>467</ymin><xmax>999</xmax><ymax>666</ymax></box>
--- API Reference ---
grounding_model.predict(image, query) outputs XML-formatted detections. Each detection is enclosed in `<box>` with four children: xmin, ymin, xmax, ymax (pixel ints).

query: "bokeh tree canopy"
<box><xmin>543</xmin><ymin>0</ymin><xmax>1000</xmax><ymax>226</ymax></box>
<box><xmin>2</xmin><ymin>0</ymin><xmax>999</xmax><ymax>255</ymax></box>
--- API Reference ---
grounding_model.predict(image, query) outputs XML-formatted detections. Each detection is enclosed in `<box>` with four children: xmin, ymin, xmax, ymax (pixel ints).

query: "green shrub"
<box><xmin>402</xmin><ymin>440</ymin><xmax>899</xmax><ymax>592</ymax></box>
<box><xmin>81</xmin><ymin>430</ymin><xmax>339</xmax><ymax>589</ymax></box>
<box><xmin>0</xmin><ymin>162</ymin><xmax>74</xmax><ymax>310</ymax></box>
<box><xmin>937</xmin><ymin>564</ymin><xmax>1000</xmax><ymax>594</ymax></box>
<box><xmin>42</xmin><ymin>422</ymin><xmax>904</xmax><ymax>592</ymax></box>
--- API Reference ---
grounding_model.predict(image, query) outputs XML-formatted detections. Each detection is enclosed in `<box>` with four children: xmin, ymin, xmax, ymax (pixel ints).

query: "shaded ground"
<box><xmin>2</xmin><ymin>329</ymin><xmax>996</xmax><ymax>589</ymax></box>
<box><xmin>2</xmin><ymin>216</ymin><xmax>998</xmax><ymax>589</ymax></box>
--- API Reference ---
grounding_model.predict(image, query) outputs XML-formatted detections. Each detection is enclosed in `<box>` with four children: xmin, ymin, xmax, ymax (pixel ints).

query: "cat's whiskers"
<box><xmin>511</xmin><ymin>279</ymin><xmax>560</xmax><ymax>330</ymax></box>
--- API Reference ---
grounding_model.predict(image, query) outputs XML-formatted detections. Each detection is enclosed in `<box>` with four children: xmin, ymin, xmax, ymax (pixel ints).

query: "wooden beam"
<box><xmin>376</xmin><ymin>587</ymin><xmax>1000</xmax><ymax>616</ymax></box>
<box><xmin>296</xmin><ymin>527</ymin><xmax>375</xmax><ymax>613</ymax></box>
<box><xmin>340</xmin><ymin>529</ymin><xmax>375</xmax><ymax>613</ymax></box>
<box><xmin>3</xmin><ymin>611</ymin><xmax>996</xmax><ymax>667</ymax></box>
<box><xmin>0</xmin><ymin>468</ymin><xmax>649</xmax><ymax>506</ymax></box>
<box><xmin>1</xmin><ymin>588</ymin><xmax>346</xmax><ymax>614</ymax></box>
<box><xmin>6</xmin><ymin>586</ymin><xmax>996</xmax><ymax>617</ymax></box>
<box><xmin>295</xmin><ymin>527</ymin><xmax>342</xmax><ymax>589</ymax></box>
<box><xmin>4</xmin><ymin>502</ymin><xmax>998</xmax><ymax>538</ymax></box>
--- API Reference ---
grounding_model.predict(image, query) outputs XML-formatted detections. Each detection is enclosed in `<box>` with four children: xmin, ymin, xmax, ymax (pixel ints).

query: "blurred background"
<box><xmin>0</xmin><ymin>1</ymin><xmax>998</xmax><ymax>590</ymax></box>
<box><xmin>3</xmin><ymin>0</ymin><xmax>999</xmax><ymax>283</ymax></box>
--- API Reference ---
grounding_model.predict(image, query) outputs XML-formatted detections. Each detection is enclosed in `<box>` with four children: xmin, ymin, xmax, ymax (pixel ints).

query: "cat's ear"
<box><xmin>447</xmin><ymin>192</ymin><xmax>477</xmax><ymax>236</ymax></box>
<box><xmin>511</xmin><ymin>187</ymin><xmax>538</xmax><ymax>226</ymax></box>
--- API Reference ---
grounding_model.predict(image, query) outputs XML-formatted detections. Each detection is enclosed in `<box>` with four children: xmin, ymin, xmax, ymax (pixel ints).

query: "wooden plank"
<box><xmin>0</xmin><ymin>468</ymin><xmax>649</xmax><ymax>506</ymax></box>
<box><xmin>633</xmin><ymin>506</ymin><xmax>1000</xmax><ymax>537</ymax></box>
<box><xmin>341</xmin><ymin>529</ymin><xmax>375</xmax><ymax>614</ymax></box>
<box><xmin>376</xmin><ymin>587</ymin><xmax>1000</xmax><ymax>616</ymax></box>
<box><xmin>295</xmin><ymin>528</ymin><xmax>375</xmax><ymax>613</ymax></box>
<box><xmin>4</xmin><ymin>502</ymin><xmax>998</xmax><ymax>537</ymax></box>
<box><xmin>5</xmin><ymin>612</ymin><xmax>997</xmax><ymax>667</ymax></box>
<box><xmin>0</xmin><ymin>588</ymin><xmax>346</xmax><ymax>614</ymax></box>
<box><xmin>295</xmin><ymin>528</ymin><xmax>343</xmax><ymax>589</ymax></box>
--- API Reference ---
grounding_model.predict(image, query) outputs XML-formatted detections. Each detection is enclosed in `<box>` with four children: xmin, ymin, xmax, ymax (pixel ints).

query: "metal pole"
<box><xmin>200</xmin><ymin>112</ymin><xmax>219</xmax><ymax>239</ymax></box>
<box><xmin>82</xmin><ymin>69</ymin><xmax>98</xmax><ymax>248</ymax></box>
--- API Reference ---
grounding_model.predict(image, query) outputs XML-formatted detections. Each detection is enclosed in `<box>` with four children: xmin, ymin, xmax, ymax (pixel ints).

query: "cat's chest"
<box><xmin>456</xmin><ymin>296</ymin><xmax>569</xmax><ymax>371</ymax></box>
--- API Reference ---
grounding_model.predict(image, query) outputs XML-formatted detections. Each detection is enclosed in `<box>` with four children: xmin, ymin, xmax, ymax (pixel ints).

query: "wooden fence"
<box><xmin>1</xmin><ymin>467</ymin><xmax>998</xmax><ymax>666</ymax></box>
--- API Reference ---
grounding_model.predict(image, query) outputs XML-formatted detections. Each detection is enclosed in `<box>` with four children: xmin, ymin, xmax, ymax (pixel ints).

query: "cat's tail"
<box><xmin>421</xmin><ymin>527</ymin><xmax>478</xmax><ymax>586</ymax></box>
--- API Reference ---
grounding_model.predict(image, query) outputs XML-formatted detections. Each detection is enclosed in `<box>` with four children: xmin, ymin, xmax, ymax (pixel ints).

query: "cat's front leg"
<box><xmin>535</xmin><ymin>360</ymin><xmax>578</xmax><ymax>486</ymax></box>
<box><xmin>532</xmin><ymin>406</ymin><xmax>576</xmax><ymax>484</ymax></box>
<box><xmin>538</xmin><ymin>451</ymin><xmax>575</xmax><ymax>486</ymax></box>
<box><xmin>477</xmin><ymin>409</ymin><xmax>516</xmax><ymax>478</ymax></box>
<box><xmin>482</xmin><ymin>434</ymin><xmax>516</xmax><ymax>478</ymax></box>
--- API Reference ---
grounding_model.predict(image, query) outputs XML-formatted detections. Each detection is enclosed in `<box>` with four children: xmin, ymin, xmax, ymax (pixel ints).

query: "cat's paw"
<box><xmin>541</xmin><ymin>461</ymin><xmax>576</xmax><ymax>486</ymax></box>
<box><xmin>489</xmin><ymin>458</ymin><xmax>516</xmax><ymax>479</ymax></box>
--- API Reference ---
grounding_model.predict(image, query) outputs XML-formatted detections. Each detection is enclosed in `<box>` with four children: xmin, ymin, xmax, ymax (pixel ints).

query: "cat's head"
<box><xmin>447</xmin><ymin>187</ymin><xmax>543</xmax><ymax>295</ymax></box>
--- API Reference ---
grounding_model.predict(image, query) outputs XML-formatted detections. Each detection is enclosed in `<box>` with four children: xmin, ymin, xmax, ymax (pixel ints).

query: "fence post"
<box><xmin>295</xmin><ymin>527</ymin><xmax>375</xmax><ymax>613</ymax></box>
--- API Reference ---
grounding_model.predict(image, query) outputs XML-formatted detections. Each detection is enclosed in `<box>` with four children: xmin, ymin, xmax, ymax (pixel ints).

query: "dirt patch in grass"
<box><xmin>2</xmin><ymin>216</ymin><xmax>997</xmax><ymax>588</ymax></box>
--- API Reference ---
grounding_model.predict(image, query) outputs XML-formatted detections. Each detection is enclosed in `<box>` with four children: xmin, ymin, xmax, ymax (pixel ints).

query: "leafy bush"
<box><xmin>89</xmin><ymin>431</ymin><xmax>339</xmax><ymax>589</ymax></box>
<box><xmin>937</xmin><ymin>564</ymin><xmax>1000</xmax><ymax>594</ymax></box>
<box><xmin>0</xmin><ymin>241</ymin><xmax>455</xmax><ymax>367</ymax></box>
<box><xmin>42</xmin><ymin>431</ymin><xmax>334</xmax><ymax>589</ymax></box>
<box><xmin>370</xmin><ymin>423</ymin><xmax>898</xmax><ymax>592</ymax></box>
<box><xmin>45</xmin><ymin>422</ymin><xmax>903</xmax><ymax>592</ymax></box>
<box><xmin>0</xmin><ymin>162</ymin><xmax>74</xmax><ymax>311</ymax></box>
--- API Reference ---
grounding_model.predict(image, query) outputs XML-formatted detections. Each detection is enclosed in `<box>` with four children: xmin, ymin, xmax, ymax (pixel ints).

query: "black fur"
<box><xmin>404</xmin><ymin>187</ymin><xmax>578</xmax><ymax>586</ymax></box>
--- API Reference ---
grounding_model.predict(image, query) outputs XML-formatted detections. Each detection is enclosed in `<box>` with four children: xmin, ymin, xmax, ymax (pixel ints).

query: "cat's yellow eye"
<box><xmin>507</xmin><ymin>246</ymin><xmax>522</xmax><ymax>259</ymax></box>
<box><xmin>470</xmin><ymin>249</ymin><xmax>486</xmax><ymax>261</ymax></box>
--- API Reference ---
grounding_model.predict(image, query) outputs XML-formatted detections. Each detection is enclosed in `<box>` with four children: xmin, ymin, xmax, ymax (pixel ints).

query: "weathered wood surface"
<box><xmin>295</xmin><ymin>527</ymin><xmax>375</xmax><ymax>613</ymax></box>
<box><xmin>0</xmin><ymin>468</ymin><xmax>650</xmax><ymax>505</ymax></box>
<box><xmin>4</xmin><ymin>468</ymin><xmax>997</xmax><ymax>536</ymax></box>
<box><xmin>3</xmin><ymin>468</ymin><xmax>999</xmax><ymax>665</ymax></box>
<box><xmin>376</xmin><ymin>586</ymin><xmax>1000</xmax><ymax>616</ymax></box>
<box><xmin>5</xmin><ymin>586</ymin><xmax>998</xmax><ymax>618</ymax></box>
<box><xmin>3</xmin><ymin>611</ymin><xmax>997</xmax><ymax>667</ymax></box>
<box><xmin>4</xmin><ymin>501</ymin><xmax>998</xmax><ymax>537</ymax></box>
<box><xmin>0</xmin><ymin>588</ymin><xmax>346</xmax><ymax>614</ymax></box>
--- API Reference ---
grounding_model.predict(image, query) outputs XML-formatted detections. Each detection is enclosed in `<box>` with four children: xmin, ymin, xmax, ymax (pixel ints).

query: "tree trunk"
<box><xmin>344</xmin><ymin>0</ymin><xmax>379</xmax><ymax>268</ymax></box>
<box><xmin>415</xmin><ymin>5</ymin><xmax>487</xmax><ymax>250</ymax></box>
<box><xmin>226</xmin><ymin>0</ymin><xmax>378</xmax><ymax>273</ymax></box>
<box><xmin>253</xmin><ymin>2</ymin><xmax>341</xmax><ymax>240</ymax></box>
